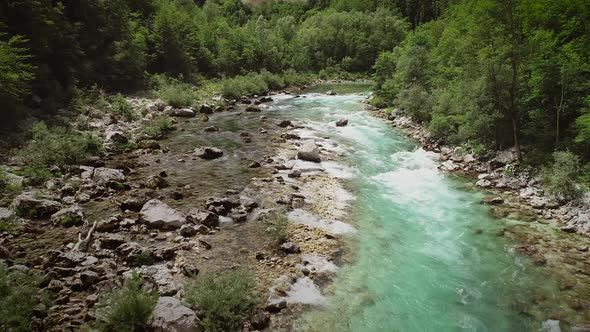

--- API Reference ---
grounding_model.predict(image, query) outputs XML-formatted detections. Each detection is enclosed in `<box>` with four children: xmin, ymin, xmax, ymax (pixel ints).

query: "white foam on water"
<box><xmin>320</xmin><ymin>161</ymin><xmax>357</xmax><ymax>179</ymax></box>
<box><xmin>300</xmin><ymin>254</ymin><xmax>339</xmax><ymax>274</ymax></box>
<box><xmin>288</xmin><ymin>209</ymin><xmax>356</xmax><ymax>235</ymax></box>
<box><xmin>286</xmin><ymin>277</ymin><xmax>328</xmax><ymax>305</ymax></box>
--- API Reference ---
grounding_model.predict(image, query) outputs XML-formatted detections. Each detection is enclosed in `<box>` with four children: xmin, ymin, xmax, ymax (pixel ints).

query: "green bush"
<box><xmin>541</xmin><ymin>151</ymin><xmax>582</xmax><ymax>201</ymax></box>
<box><xmin>18</xmin><ymin>122</ymin><xmax>102</xmax><ymax>184</ymax></box>
<box><xmin>429</xmin><ymin>114</ymin><xmax>456</xmax><ymax>142</ymax></box>
<box><xmin>110</xmin><ymin>94</ymin><xmax>136</xmax><ymax>122</ymax></box>
<box><xmin>184</xmin><ymin>269</ymin><xmax>259</xmax><ymax>332</ymax></box>
<box><xmin>95</xmin><ymin>273</ymin><xmax>158</xmax><ymax>332</ymax></box>
<box><xmin>0</xmin><ymin>262</ymin><xmax>47</xmax><ymax>332</ymax></box>
<box><xmin>370</xmin><ymin>95</ymin><xmax>389</xmax><ymax>109</ymax></box>
<box><xmin>264</xmin><ymin>212</ymin><xmax>290</xmax><ymax>245</ymax></box>
<box><xmin>143</xmin><ymin>115</ymin><xmax>173</xmax><ymax>139</ymax></box>
<box><xmin>152</xmin><ymin>75</ymin><xmax>198</xmax><ymax>108</ymax></box>
<box><xmin>70</xmin><ymin>85</ymin><xmax>109</xmax><ymax>114</ymax></box>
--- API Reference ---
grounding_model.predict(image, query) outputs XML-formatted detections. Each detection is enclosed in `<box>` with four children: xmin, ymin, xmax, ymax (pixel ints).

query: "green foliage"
<box><xmin>0</xmin><ymin>262</ymin><xmax>47</xmax><ymax>332</ymax></box>
<box><xmin>143</xmin><ymin>115</ymin><xmax>173</xmax><ymax>139</ymax></box>
<box><xmin>152</xmin><ymin>75</ymin><xmax>198</xmax><ymax>108</ymax></box>
<box><xmin>184</xmin><ymin>269</ymin><xmax>259</xmax><ymax>332</ymax></box>
<box><xmin>19</xmin><ymin>123</ymin><xmax>102</xmax><ymax>185</ymax></box>
<box><xmin>95</xmin><ymin>273</ymin><xmax>158</xmax><ymax>332</ymax></box>
<box><xmin>542</xmin><ymin>151</ymin><xmax>582</xmax><ymax>201</ymax></box>
<box><xmin>221</xmin><ymin>71</ymin><xmax>312</xmax><ymax>100</ymax></box>
<box><xmin>264</xmin><ymin>212</ymin><xmax>290</xmax><ymax>245</ymax></box>
<box><xmin>0</xmin><ymin>33</ymin><xmax>34</xmax><ymax>105</ymax></box>
<box><xmin>110</xmin><ymin>94</ymin><xmax>136</xmax><ymax>122</ymax></box>
<box><xmin>369</xmin><ymin>96</ymin><xmax>389</xmax><ymax>109</ymax></box>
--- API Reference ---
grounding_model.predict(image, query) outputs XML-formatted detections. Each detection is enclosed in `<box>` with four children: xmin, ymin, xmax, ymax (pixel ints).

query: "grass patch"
<box><xmin>221</xmin><ymin>70</ymin><xmax>312</xmax><ymax>100</ymax></box>
<box><xmin>109</xmin><ymin>93</ymin><xmax>136</xmax><ymax>122</ymax></box>
<box><xmin>184</xmin><ymin>268</ymin><xmax>259</xmax><ymax>332</ymax></box>
<box><xmin>143</xmin><ymin>115</ymin><xmax>173</xmax><ymax>139</ymax></box>
<box><xmin>0</xmin><ymin>262</ymin><xmax>48</xmax><ymax>331</ymax></box>
<box><xmin>263</xmin><ymin>212</ymin><xmax>290</xmax><ymax>245</ymax></box>
<box><xmin>151</xmin><ymin>75</ymin><xmax>199</xmax><ymax>108</ymax></box>
<box><xmin>17</xmin><ymin>122</ymin><xmax>102</xmax><ymax>185</ymax></box>
<box><xmin>95</xmin><ymin>273</ymin><xmax>157</xmax><ymax>332</ymax></box>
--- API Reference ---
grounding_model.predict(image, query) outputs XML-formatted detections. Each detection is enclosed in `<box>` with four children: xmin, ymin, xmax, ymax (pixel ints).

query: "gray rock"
<box><xmin>51</xmin><ymin>205</ymin><xmax>85</xmax><ymax>227</ymax></box>
<box><xmin>187</xmin><ymin>210</ymin><xmax>219</xmax><ymax>228</ymax></box>
<box><xmin>145</xmin><ymin>175</ymin><xmax>169</xmax><ymax>189</ymax></box>
<box><xmin>277</xmin><ymin>120</ymin><xmax>292</xmax><ymax>128</ymax></box>
<box><xmin>194</xmin><ymin>147</ymin><xmax>223</xmax><ymax>160</ymax></box>
<box><xmin>280</xmin><ymin>242</ymin><xmax>300</xmax><ymax>254</ymax></box>
<box><xmin>335</xmin><ymin>118</ymin><xmax>348</xmax><ymax>127</ymax></box>
<box><xmin>93</xmin><ymin>168</ymin><xmax>125</xmax><ymax>185</ymax></box>
<box><xmin>475</xmin><ymin>179</ymin><xmax>492</xmax><ymax>188</ymax></box>
<box><xmin>326</xmin><ymin>90</ymin><xmax>336</xmax><ymax>96</ymax></box>
<box><xmin>140</xmin><ymin>199</ymin><xmax>186</xmax><ymax>230</ymax></box>
<box><xmin>105</xmin><ymin>125</ymin><xmax>128</xmax><ymax>144</ymax></box>
<box><xmin>11</xmin><ymin>192</ymin><xmax>62</xmax><ymax>219</ymax></box>
<box><xmin>171</xmin><ymin>108</ymin><xmax>196</xmax><ymax>118</ymax></box>
<box><xmin>297</xmin><ymin>140</ymin><xmax>321</xmax><ymax>163</ymax></box>
<box><xmin>148</xmin><ymin>297</ymin><xmax>202</xmax><ymax>332</ymax></box>
<box><xmin>245</xmin><ymin>106</ymin><xmax>262</xmax><ymax>113</ymax></box>
<box><xmin>199</xmin><ymin>104</ymin><xmax>213</xmax><ymax>114</ymax></box>
<box><xmin>530</xmin><ymin>196</ymin><xmax>548</xmax><ymax>209</ymax></box>
<box><xmin>180</xmin><ymin>224</ymin><xmax>197</xmax><ymax>237</ymax></box>
<box><xmin>0</xmin><ymin>207</ymin><xmax>15</xmax><ymax>221</ymax></box>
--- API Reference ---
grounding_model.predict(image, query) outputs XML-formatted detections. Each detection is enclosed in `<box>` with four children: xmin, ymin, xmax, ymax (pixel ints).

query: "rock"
<box><xmin>246</xmin><ymin>106</ymin><xmax>262</xmax><ymax>113</ymax></box>
<box><xmin>250</xmin><ymin>309</ymin><xmax>270</xmax><ymax>330</ymax></box>
<box><xmin>475</xmin><ymin>179</ymin><xmax>492</xmax><ymax>188</ymax></box>
<box><xmin>171</xmin><ymin>108</ymin><xmax>196</xmax><ymax>118</ymax></box>
<box><xmin>204</xmin><ymin>126</ymin><xmax>219</xmax><ymax>132</ymax></box>
<box><xmin>335</xmin><ymin>118</ymin><xmax>348</xmax><ymax>127</ymax></box>
<box><xmin>51</xmin><ymin>205</ymin><xmax>85</xmax><ymax>227</ymax></box>
<box><xmin>93</xmin><ymin>167</ymin><xmax>125</xmax><ymax>185</ymax></box>
<box><xmin>180</xmin><ymin>263</ymin><xmax>199</xmax><ymax>277</ymax></box>
<box><xmin>288</xmin><ymin>170</ymin><xmax>302</xmax><ymax>178</ymax></box>
<box><xmin>265</xmin><ymin>300</ymin><xmax>286</xmax><ymax>313</ymax></box>
<box><xmin>532</xmin><ymin>254</ymin><xmax>547</xmax><ymax>266</ymax></box>
<box><xmin>481</xmin><ymin>197</ymin><xmax>504</xmax><ymax>205</ymax></box>
<box><xmin>249</xmin><ymin>161</ymin><xmax>261</xmax><ymax>168</ymax></box>
<box><xmin>326</xmin><ymin>90</ymin><xmax>336</xmax><ymax>96</ymax></box>
<box><xmin>280</xmin><ymin>242</ymin><xmax>300</xmax><ymax>254</ymax></box>
<box><xmin>0</xmin><ymin>207</ymin><xmax>15</xmax><ymax>222</ymax></box>
<box><xmin>4</xmin><ymin>172</ymin><xmax>24</xmax><ymax>187</ymax></box>
<box><xmin>297</xmin><ymin>140</ymin><xmax>321</xmax><ymax>163</ymax></box>
<box><xmin>194</xmin><ymin>147</ymin><xmax>223</xmax><ymax>160</ymax></box>
<box><xmin>145</xmin><ymin>175</ymin><xmax>169</xmax><ymax>189</ymax></box>
<box><xmin>281</xmin><ymin>133</ymin><xmax>300</xmax><ymax>140</ymax></box>
<box><xmin>148</xmin><ymin>297</ymin><xmax>202</xmax><ymax>332</ymax></box>
<box><xmin>530</xmin><ymin>196</ymin><xmax>548</xmax><ymax>209</ymax></box>
<box><xmin>120</xmin><ymin>196</ymin><xmax>149</xmax><ymax>212</ymax></box>
<box><xmin>277</xmin><ymin>120</ymin><xmax>292</xmax><ymax>128</ymax></box>
<box><xmin>138</xmin><ymin>140</ymin><xmax>161</xmax><ymax>150</ymax></box>
<box><xmin>204</xmin><ymin>197</ymin><xmax>240</xmax><ymax>216</ymax></box>
<box><xmin>105</xmin><ymin>125</ymin><xmax>128</xmax><ymax>144</ymax></box>
<box><xmin>194</xmin><ymin>224</ymin><xmax>210</xmax><ymax>234</ymax></box>
<box><xmin>180</xmin><ymin>224</ymin><xmax>197</xmax><ymax>237</ymax></box>
<box><xmin>11</xmin><ymin>192</ymin><xmax>62</xmax><ymax>219</ymax></box>
<box><xmin>199</xmin><ymin>104</ymin><xmax>213</xmax><ymax>114</ymax></box>
<box><xmin>139</xmin><ymin>199</ymin><xmax>186</xmax><ymax>230</ymax></box>
<box><xmin>99</xmin><ymin>233</ymin><xmax>126</xmax><ymax>249</ymax></box>
<box><xmin>187</xmin><ymin>210</ymin><xmax>219</xmax><ymax>228</ymax></box>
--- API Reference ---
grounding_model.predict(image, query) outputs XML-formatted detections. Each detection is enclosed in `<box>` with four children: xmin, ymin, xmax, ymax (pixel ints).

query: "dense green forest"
<box><xmin>1</xmin><ymin>0</ymin><xmax>589</xmax><ymax>171</ymax></box>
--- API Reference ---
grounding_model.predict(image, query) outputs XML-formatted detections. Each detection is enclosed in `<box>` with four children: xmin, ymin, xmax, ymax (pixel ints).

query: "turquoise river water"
<box><xmin>265</xmin><ymin>84</ymin><xmax>567</xmax><ymax>332</ymax></box>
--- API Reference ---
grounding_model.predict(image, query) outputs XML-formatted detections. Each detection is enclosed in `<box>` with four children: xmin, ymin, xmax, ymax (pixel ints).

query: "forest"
<box><xmin>1</xmin><ymin>0</ymin><xmax>590</xmax><ymax>331</ymax></box>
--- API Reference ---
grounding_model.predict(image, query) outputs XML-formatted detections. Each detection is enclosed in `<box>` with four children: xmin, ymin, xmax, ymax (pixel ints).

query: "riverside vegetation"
<box><xmin>0</xmin><ymin>0</ymin><xmax>589</xmax><ymax>331</ymax></box>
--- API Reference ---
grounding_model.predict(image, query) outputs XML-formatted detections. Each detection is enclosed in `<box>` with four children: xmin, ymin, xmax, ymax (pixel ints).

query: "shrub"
<box><xmin>95</xmin><ymin>273</ymin><xmax>158</xmax><ymax>332</ymax></box>
<box><xmin>152</xmin><ymin>75</ymin><xmax>198</xmax><ymax>108</ymax></box>
<box><xmin>370</xmin><ymin>95</ymin><xmax>389</xmax><ymax>109</ymax></box>
<box><xmin>184</xmin><ymin>269</ymin><xmax>259</xmax><ymax>332</ymax></box>
<box><xmin>110</xmin><ymin>94</ymin><xmax>136</xmax><ymax>122</ymax></box>
<box><xmin>542</xmin><ymin>151</ymin><xmax>582</xmax><ymax>201</ymax></box>
<box><xmin>0</xmin><ymin>262</ymin><xmax>47</xmax><ymax>331</ymax></box>
<box><xmin>18</xmin><ymin>122</ymin><xmax>102</xmax><ymax>184</ymax></box>
<box><xmin>264</xmin><ymin>212</ymin><xmax>289</xmax><ymax>245</ymax></box>
<box><xmin>429</xmin><ymin>114</ymin><xmax>456</xmax><ymax>142</ymax></box>
<box><xmin>143</xmin><ymin>115</ymin><xmax>173</xmax><ymax>139</ymax></box>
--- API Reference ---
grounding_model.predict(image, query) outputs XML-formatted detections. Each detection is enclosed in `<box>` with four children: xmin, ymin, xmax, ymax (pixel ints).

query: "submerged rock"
<box><xmin>139</xmin><ymin>199</ymin><xmax>186</xmax><ymax>230</ymax></box>
<box><xmin>171</xmin><ymin>108</ymin><xmax>196</xmax><ymax>118</ymax></box>
<box><xmin>297</xmin><ymin>140</ymin><xmax>321</xmax><ymax>163</ymax></box>
<box><xmin>194</xmin><ymin>147</ymin><xmax>223</xmax><ymax>160</ymax></box>
<box><xmin>335</xmin><ymin>118</ymin><xmax>348</xmax><ymax>127</ymax></box>
<box><xmin>481</xmin><ymin>197</ymin><xmax>504</xmax><ymax>205</ymax></box>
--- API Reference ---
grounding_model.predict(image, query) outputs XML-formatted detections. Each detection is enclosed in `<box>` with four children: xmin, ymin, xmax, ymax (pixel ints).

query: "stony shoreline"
<box><xmin>0</xmin><ymin>85</ymin><xmax>355</xmax><ymax>331</ymax></box>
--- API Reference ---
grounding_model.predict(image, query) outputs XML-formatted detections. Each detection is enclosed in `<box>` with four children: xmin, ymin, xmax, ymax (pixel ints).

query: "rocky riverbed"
<box><xmin>0</xmin><ymin>83</ymin><xmax>362</xmax><ymax>331</ymax></box>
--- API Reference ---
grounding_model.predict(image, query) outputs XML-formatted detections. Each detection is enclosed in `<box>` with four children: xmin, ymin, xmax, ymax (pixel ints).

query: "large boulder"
<box><xmin>199</xmin><ymin>104</ymin><xmax>213</xmax><ymax>115</ymax></box>
<box><xmin>171</xmin><ymin>108</ymin><xmax>196</xmax><ymax>118</ymax></box>
<box><xmin>105</xmin><ymin>125</ymin><xmax>128</xmax><ymax>144</ymax></box>
<box><xmin>93</xmin><ymin>167</ymin><xmax>125</xmax><ymax>185</ymax></box>
<box><xmin>148</xmin><ymin>297</ymin><xmax>202</xmax><ymax>332</ymax></box>
<box><xmin>51</xmin><ymin>205</ymin><xmax>85</xmax><ymax>227</ymax></box>
<box><xmin>140</xmin><ymin>199</ymin><xmax>186</xmax><ymax>230</ymax></box>
<box><xmin>297</xmin><ymin>140</ymin><xmax>321</xmax><ymax>163</ymax></box>
<box><xmin>11</xmin><ymin>192</ymin><xmax>62</xmax><ymax>219</ymax></box>
<box><xmin>0</xmin><ymin>207</ymin><xmax>15</xmax><ymax>222</ymax></box>
<box><xmin>187</xmin><ymin>209</ymin><xmax>219</xmax><ymax>227</ymax></box>
<box><xmin>194</xmin><ymin>147</ymin><xmax>223</xmax><ymax>160</ymax></box>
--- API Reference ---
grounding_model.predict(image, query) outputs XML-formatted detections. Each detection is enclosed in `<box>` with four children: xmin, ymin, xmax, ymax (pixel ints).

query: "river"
<box><xmin>263</xmin><ymin>84</ymin><xmax>573</xmax><ymax>332</ymax></box>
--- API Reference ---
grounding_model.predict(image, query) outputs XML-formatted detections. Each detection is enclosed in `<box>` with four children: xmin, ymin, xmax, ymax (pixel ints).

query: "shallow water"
<box><xmin>266</xmin><ymin>85</ymin><xmax>569</xmax><ymax>331</ymax></box>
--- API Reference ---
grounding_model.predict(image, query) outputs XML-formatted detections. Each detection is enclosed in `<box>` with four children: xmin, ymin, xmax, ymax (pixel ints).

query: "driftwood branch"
<box><xmin>73</xmin><ymin>219</ymin><xmax>98</xmax><ymax>252</ymax></box>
